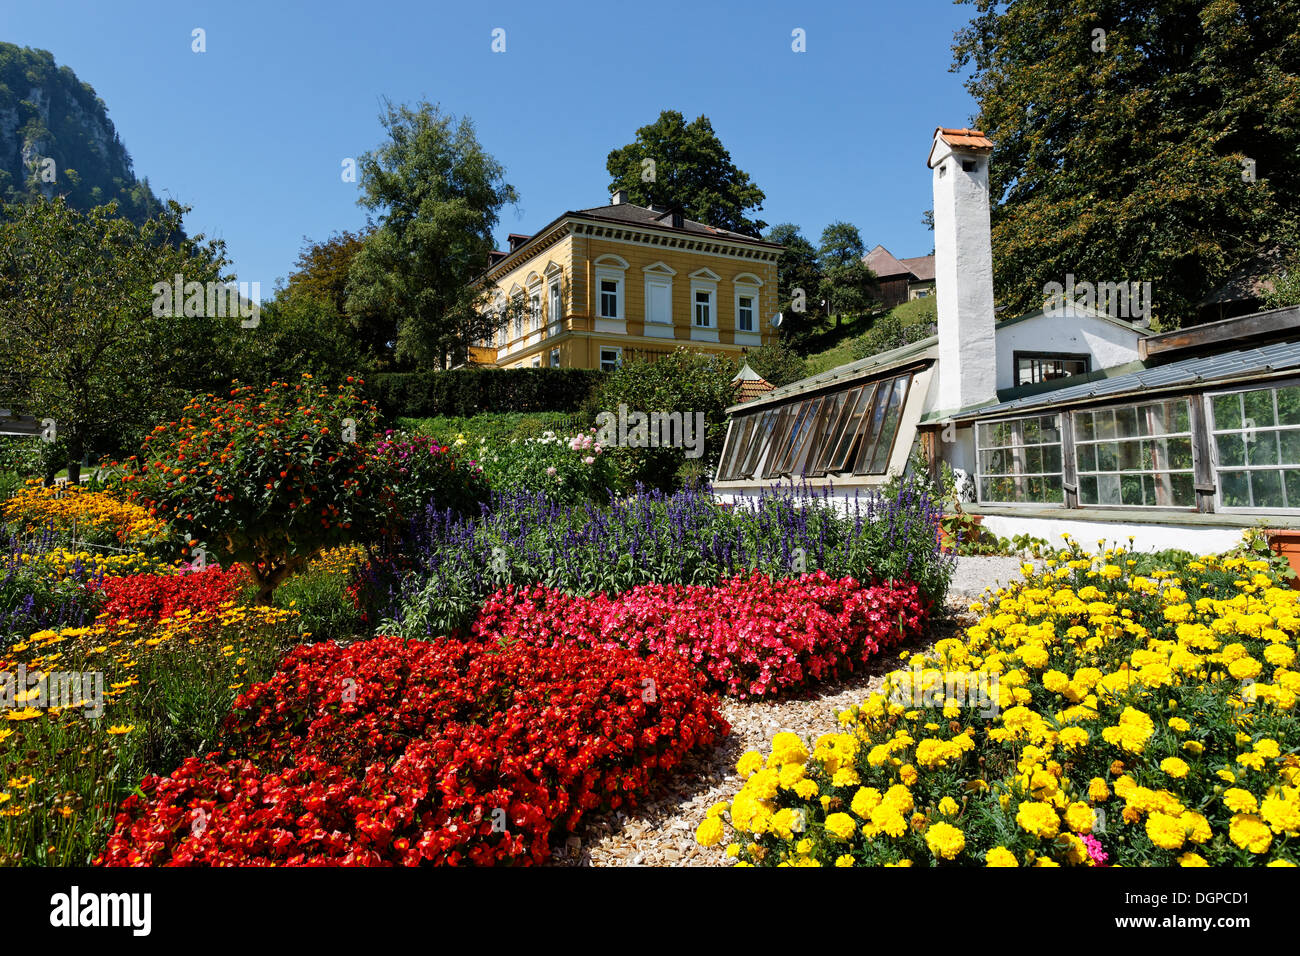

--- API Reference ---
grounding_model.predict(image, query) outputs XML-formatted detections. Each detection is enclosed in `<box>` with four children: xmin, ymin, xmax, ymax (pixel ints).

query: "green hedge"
<box><xmin>366</xmin><ymin>368</ymin><xmax>604</xmax><ymax>419</ymax></box>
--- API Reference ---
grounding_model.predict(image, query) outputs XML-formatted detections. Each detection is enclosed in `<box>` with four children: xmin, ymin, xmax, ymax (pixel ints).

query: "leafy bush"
<box><xmin>371</xmin><ymin>429</ymin><xmax>490</xmax><ymax>520</ymax></box>
<box><xmin>700</xmin><ymin>541</ymin><xmax>1300</xmax><ymax>866</ymax></box>
<box><xmin>122</xmin><ymin>376</ymin><xmax>389</xmax><ymax>604</ymax></box>
<box><xmin>476</xmin><ymin>428</ymin><xmax>618</xmax><ymax>503</ymax></box>
<box><xmin>742</xmin><ymin>341</ymin><xmax>808</xmax><ymax>388</ymax></box>
<box><xmin>400</xmin><ymin>411</ymin><xmax>590</xmax><ymax>448</ymax></box>
<box><xmin>97</xmin><ymin>634</ymin><xmax>727</xmax><ymax>866</ymax></box>
<box><xmin>848</xmin><ymin>311</ymin><xmax>937</xmax><ymax>362</ymax></box>
<box><xmin>367</xmin><ymin>368</ymin><xmax>602</xmax><ymax>419</ymax></box>
<box><xmin>273</xmin><ymin>566</ymin><xmax>366</xmax><ymax>643</ymax></box>
<box><xmin>584</xmin><ymin>349</ymin><xmax>738</xmax><ymax>492</ymax></box>
<box><xmin>373</xmin><ymin>481</ymin><xmax>950</xmax><ymax>637</ymax></box>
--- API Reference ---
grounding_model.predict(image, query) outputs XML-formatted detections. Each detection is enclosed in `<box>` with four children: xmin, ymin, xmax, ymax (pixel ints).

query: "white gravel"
<box><xmin>947</xmin><ymin>555</ymin><xmax>1037</xmax><ymax>604</ymax></box>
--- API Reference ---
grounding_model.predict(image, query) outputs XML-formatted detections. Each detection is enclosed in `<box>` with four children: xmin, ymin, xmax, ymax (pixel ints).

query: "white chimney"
<box><xmin>611</xmin><ymin>188</ymin><xmax>629</xmax><ymax>205</ymax></box>
<box><xmin>929</xmin><ymin>126</ymin><xmax>997</xmax><ymax>411</ymax></box>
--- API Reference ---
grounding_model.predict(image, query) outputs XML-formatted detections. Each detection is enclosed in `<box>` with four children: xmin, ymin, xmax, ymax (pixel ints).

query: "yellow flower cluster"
<box><xmin>2</xmin><ymin>483</ymin><xmax>166</xmax><ymax>545</ymax></box>
<box><xmin>701</xmin><ymin>537</ymin><xmax>1300</xmax><ymax>867</ymax></box>
<box><xmin>306</xmin><ymin>543</ymin><xmax>368</xmax><ymax>577</ymax></box>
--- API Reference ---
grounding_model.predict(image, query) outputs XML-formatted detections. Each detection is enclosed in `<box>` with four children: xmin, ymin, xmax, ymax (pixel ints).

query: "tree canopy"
<box><xmin>346</xmin><ymin>101</ymin><xmax>517</xmax><ymax>369</ymax></box>
<box><xmin>606</xmin><ymin>110</ymin><xmax>767</xmax><ymax>237</ymax></box>
<box><xmin>953</xmin><ymin>0</ymin><xmax>1300</xmax><ymax>327</ymax></box>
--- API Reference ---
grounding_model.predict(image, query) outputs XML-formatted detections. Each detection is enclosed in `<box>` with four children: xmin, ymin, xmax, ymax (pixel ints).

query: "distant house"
<box><xmin>863</xmin><ymin>245</ymin><xmax>935</xmax><ymax>308</ymax></box>
<box><xmin>471</xmin><ymin>192</ymin><xmax>783</xmax><ymax>371</ymax></box>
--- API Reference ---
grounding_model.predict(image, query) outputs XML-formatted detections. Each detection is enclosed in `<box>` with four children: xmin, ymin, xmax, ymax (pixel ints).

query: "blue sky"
<box><xmin>2</xmin><ymin>0</ymin><xmax>979</xmax><ymax>295</ymax></box>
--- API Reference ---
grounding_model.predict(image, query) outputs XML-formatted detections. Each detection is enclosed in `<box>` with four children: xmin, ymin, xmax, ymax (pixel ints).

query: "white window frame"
<box><xmin>689</xmin><ymin>269</ymin><xmax>720</xmax><ymax>342</ymax></box>
<box><xmin>548</xmin><ymin>276</ymin><xmax>563</xmax><ymax>330</ymax></box>
<box><xmin>1073</xmin><ymin>399</ymin><xmax>1196</xmax><ymax>510</ymax></box>
<box><xmin>599</xmin><ymin>347</ymin><xmax>623</xmax><ymax>372</ymax></box>
<box><xmin>529</xmin><ymin>290</ymin><xmax>542</xmax><ymax>332</ymax></box>
<box><xmin>1207</xmin><ymin>381</ymin><xmax>1300</xmax><ymax>515</ymax></box>
<box><xmin>974</xmin><ymin>413</ymin><xmax>1067</xmax><ymax>508</ymax></box>
<box><xmin>550</xmin><ymin>348</ymin><xmax>561</xmax><ymax>368</ymax></box>
<box><xmin>594</xmin><ymin>255</ymin><xmax>628</xmax><ymax>322</ymax></box>
<box><xmin>642</xmin><ymin>261</ymin><xmax>676</xmax><ymax>333</ymax></box>
<box><xmin>531</xmin><ymin>355</ymin><xmax>542</xmax><ymax>368</ymax></box>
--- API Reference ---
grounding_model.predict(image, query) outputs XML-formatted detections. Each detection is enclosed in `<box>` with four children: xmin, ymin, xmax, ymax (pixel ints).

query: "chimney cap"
<box><xmin>611</xmin><ymin>188</ymin><xmax>629</xmax><ymax>205</ymax></box>
<box><xmin>928</xmin><ymin>127</ymin><xmax>993</xmax><ymax>167</ymax></box>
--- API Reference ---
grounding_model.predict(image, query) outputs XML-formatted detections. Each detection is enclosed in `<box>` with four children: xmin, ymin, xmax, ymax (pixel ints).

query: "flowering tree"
<box><xmin>123</xmin><ymin>376</ymin><xmax>387</xmax><ymax>604</ymax></box>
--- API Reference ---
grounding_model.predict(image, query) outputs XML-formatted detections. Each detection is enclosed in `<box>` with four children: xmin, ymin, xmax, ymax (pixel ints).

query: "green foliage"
<box><xmin>764</xmin><ymin>223</ymin><xmax>822</xmax><ymax>343</ymax></box>
<box><xmin>848</xmin><ymin>310</ymin><xmax>938</xmax><ymax>361</ymax></box>
<box><xmin>0</xmin><ymin>197</ymin><xmax>238</xmax><ymax>478</ymax></box>
<box><xmin>372</xmin><ymin>429</ymin><xmax>491</xmax><ymax>520</ymax></box>
<box><xmin>817</xmin><ymin>221</ymin><xmax>877</xmax><ymax>325</ymax></box>
<box><xmin>401</xmin><ymin>411</ymin><xmax>590</xmax><ymax>447</ymax></box>
<box><xmin>475</xmin><ymin>429</ymin><xmax>618</xmax><ymax>504</ymax></box>
<box><xmin>742</xmin><ymin>340</ymin><xmax>808</xmax><ymax>388</ymax></box>
<box><xmin>124</xmin><ymin>378</ymin><xmax>389</xmax><ymax>603</ymax></box>
<box><xmin>0</xmin><ymin>43</ymin><xmax>168</xmax><ymax>225</ymax></box>
<box><xmin>346</xmin><ymin>100</ymin><xmax>517</xmax><ymax>368</ymax></box>
<box><xmin>235</xmin><ymin>292</ymin><xmax>369</xmax><ymax>388</ymax></box>
<box><xmin>953</xmin><ymin>0</ymin><xmax>1300</xmax><ymax>327</ymax></box>
<box><xmin>605</xmin><ymin>110</ymin><xmax>767</xmax><ymax>237</ymax></box>
<box><xmin>274</xmin><ymin>569</ymin><xmax>365</xmax><ymax>643</ymax></box>
<box><xmin>584</xmin><ymin>349</ymin><xmax>738</xmax><ymax>492</ymax></box>
<box><xmin>367</xmin><ymin>367</ymin><xmax>602</xmax><ymax>419</ymax></box>
<box><xmin>1261</xmin><ymin>253</ymin><xmax>1300</xmax><ymax>311</ymax></box>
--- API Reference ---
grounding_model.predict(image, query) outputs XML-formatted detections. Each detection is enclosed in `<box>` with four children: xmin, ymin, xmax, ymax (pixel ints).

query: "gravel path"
<box><xmin>549</xmin><ymin>602</ymin><xmax>979</xmax><ymax>867</ymax></box>
<box><xmin>547</xmin><ymin>560</ymin><xmax>1039</xmax><ymax>866</ymax></box>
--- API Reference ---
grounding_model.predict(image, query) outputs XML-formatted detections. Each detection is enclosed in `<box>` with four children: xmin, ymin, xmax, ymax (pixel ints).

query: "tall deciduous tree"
<box><xmin>764</xmin><ymin>223</ymin><xmax>823</xmax><ymax>343</ymax></box>
<box><xmin>817</xmin><ymin>221</ymin><xmax>876</xmax><ymax>327</ymax></box>
<box><xmin>0</xmin><ymin>197</ymin><xmax>236</xmax><ymax>481</ymax></box>
<box><xmin>953</xmin><ymin>0</ymin><xmax>1300</xmax><ymax>326</ymax></box>
<box><xmin>606</xmin><ymin>111</ymin><xmax>767</xmax><ymax>237</ymax></box>
<box><xmin>346</xmin><ymin>101</ymin><xmax>517</xmax><ymax>369</ymax></box>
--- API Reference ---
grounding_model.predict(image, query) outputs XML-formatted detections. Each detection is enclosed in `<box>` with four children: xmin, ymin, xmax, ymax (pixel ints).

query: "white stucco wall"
<box><xmin>978</xmin><ymin>513</ymin><xmax>1244</xmax><ymax>555</ymax></box>
<box><xmin>994</xmin><ymin>310</ymin><xmax>1143</xmax><ymax>388</ymax></box>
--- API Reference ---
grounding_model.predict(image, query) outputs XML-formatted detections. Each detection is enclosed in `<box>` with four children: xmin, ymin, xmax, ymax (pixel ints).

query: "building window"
<box><xmin>531</xmin><ymin>355</ymin><xmax>541</xmax><ymax>368</ymax></box>
<box><xmin>550</xmin><ymin>348</ymin><xmax>561</xmax><ymax>369</ymax></box>
<box><xmin>599</xmin><ymin>280</ymin><xmax>620</xmax><ymax>319</ymax></box>
<box><xmin>694</xmin><ymin>290</ymin><xmax>713</xmax><ymax>327</ymax></box>
<box><xmin>976</xmin><ymin>415</ymin><xmax>1064</xmax><ymax>505</ymax></box>
<box><xmin>1014</xmin><ymin>351</ymin><xmax>1091</xmax><ymax>386</ymax></box>
<box><xmin>529</xmin><ymin>292</ymin><xmax>541</xmax><ymax>331</ymax></box>
<box><xmin>599</xmin><ymin>347</ymin><xmax>622</xmax><ymax>372</ymax></box>
<box><xmin>736</xmin><ymin>293</ymin><xmax>755</xmax><ymax>332</ymax></box>
<box><xmin>716</xmin><ymin>373</ymin><xmax>912</xmax><ymax>482</ymax></box>
<box><xmin>1074</xmin><ymin>399</ymin><xmax>1194</xmax><ymax>508</ymax></box>
<box><xmin>513</xmin><ymin>297</ymin><xmax>524</xmax><ymax>340</ymax></box>
<box><xmin>549</xmin><ymin>279</ymin><xmax>562</xmax><ymax>326</ymax></box>
<box><xmin>1210</xmin><ymin>385</ymin><xmax>1300</xmax><ymax>510</ymax></box>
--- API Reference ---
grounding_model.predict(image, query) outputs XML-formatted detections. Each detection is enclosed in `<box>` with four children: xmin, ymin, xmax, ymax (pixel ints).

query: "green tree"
<box><xmin>606</xmin><ymin>110</ymin><xmax>767</xmax><ymax>237</ymax></box>
<box><xmin>0</xmin><ymin>197</ymin><xmax>237</xmax><ymax>482</ymax></box>
<box><xmin>585</xmin><ymin>349</ymin><xmax>738</xmax><ymax>492</ymax></box>
<box><xmin>764</xmin><ymin>223</ymin><xmax>822</xmax><ymax>343</ymax></box>
<box><xmin>743</xmin><ymin>340</ymin><xmax>808</xmax><ymax>388</ymax></box>
<box><xmin>346</xmin><ymin>101</ymin><xmax>517</xmax><ymax>369</ymax></box>
<box><xmin>817</xmin><ymin>221</ymin><xmax>877</xmax><ymax>327</ymax></box>
<box><xmin>953</xmin><ymin>0</ymin><xmax>1300</xmax><ymax>326</ymax></box>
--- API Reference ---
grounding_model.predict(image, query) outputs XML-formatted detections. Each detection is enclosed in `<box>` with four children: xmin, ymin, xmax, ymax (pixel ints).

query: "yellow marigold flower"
<box><xmin>1146</xmin><ymin>812</ymin><xmax>1186</xmax><ymax>851</ymax></box>
<box><xmin>985</xmin><ymin>846</ymin><xmax>1019</xmax><ymax>867</ymax></box>
<box><xmin>736</xmin><ymin>750</ymin><xmax>764</xmax><ymax>777</ymax></box>
<box><xmin>1223</xmin><ymin>788</ymin><xmax>1258</xmax><ymax>814</ymax></box>
<box><xmin>938</xmin><ymin>796</ymin><xmax>960</xmax><ymax>817</ymax></box>
<box><xmin>1229</xmin><ymin>814</ymin><xmax>1272</xmax><ymax>853</ymax></box>
<box><xmin>695</xmin><ymin>816</ymin><xmax>725</xmax><ymax>847</ymax></box>
<box><xmin>1261</xmin><ymin>795</ymin><xmax>1300</xmax><ymax>835</ymax></box>
<box><xmin>793</xmin><ymin>779</ymin><xmax>819</xmax><ymax>800</ymax></box>
<box><xmin>824</xmin><ymin>812</ymin><xmax>857</xmax><ymax>841</ymax></box>
<box><xmin>1015</xmin><ymin>801</ymin><xmax>1060</xmax><ymax>839</ymax></box>
<box><xmin>1065</xmin><ymin>801</ymin><xmax>1095</xmax><ymax>833</ymax></box>
<box><xmin>1160</xmin><ymin>757</ymin><xmax>1190</xmax><ymax>779</ymax></box>
<box><xmin>1168</xmin><ymin>717</ymin><xmax>1191</xmax><ymax>732</ymax></box>
<box><xmin>925</xmin><ymin>821</ymin><xmax>965</xmax><ymax>860</ymax></box>
<box><xmin>1178</xmin><ymin>852</ymin><xmax>1209</xmax><ymax>867</ymax></box>
<box><xmin>1088</xmin><ymin>777</ymin><xmax>1110</xmax><ymax>802</ymax></box>
<box><xmin>898</xmin><ymin>764</ymin><xmax>918</xmax><ymax>786</ymax></box>
<box><xmin>1183</xmin><ymin>740</ymin><xmax>1204</xmax><ymax>756</ymax></box>
<box><xmin>851</xmin><ymin>787</ymin><xmax>882</xmax><ymax>819</ymax></box>
<box><xmin>834</xmin><ymin>854</ymin><xmax>855</xmax><ymax>867</ymax></box>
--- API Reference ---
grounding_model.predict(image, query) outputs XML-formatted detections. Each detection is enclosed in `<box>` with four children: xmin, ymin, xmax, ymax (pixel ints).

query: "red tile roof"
<box><xmin>935</xmin><ymin>127</ymin><xmax>993</xmax><ymax>151</ymax></box>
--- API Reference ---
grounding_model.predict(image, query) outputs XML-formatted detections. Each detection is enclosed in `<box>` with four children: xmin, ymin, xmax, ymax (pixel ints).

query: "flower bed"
<box><xmin>2</xmin><ymin>483</ymin><xmax>167</xmax><ymax>547</ymax></box>
<box><xmin>375</xmin><ymin>481</ymin><xmax>949</xmax><ymax>637</ymax></box>
<box><xmin>472</xmin><ymin>572</ymin><xmax>928</xmax><ymax>699</ymax></box>
<box><xmin>92</xmin><ymin>566</ymin><xmax>247</xmax><ymax>622</ymax></box>
<box><xmin>699</xmin><ymin>542</ymin><xmax>1300</xmax><ymax>866</ymax></box>
<box><xmin>96</xmin><ymin>634</ymin><xmax>728</xmax><ymax>866</ymax></box>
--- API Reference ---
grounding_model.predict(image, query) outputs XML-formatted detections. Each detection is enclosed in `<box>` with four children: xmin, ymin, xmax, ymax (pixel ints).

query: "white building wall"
<box><xmin>994</xmin><ymin>311</ymin><xmax>1143</xmax><ymax>389</ymax></box>
<box><xmin>978</xmin><ymin>513</ymin><xmax>1244</xmax><ymax>555</ymax></box>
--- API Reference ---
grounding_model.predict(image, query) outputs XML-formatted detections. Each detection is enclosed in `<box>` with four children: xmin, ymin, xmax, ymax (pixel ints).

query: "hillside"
<box><xmin>0</xmin><ymin>43</ymin><xmax>166</xmax><ymax>222</ymax></box>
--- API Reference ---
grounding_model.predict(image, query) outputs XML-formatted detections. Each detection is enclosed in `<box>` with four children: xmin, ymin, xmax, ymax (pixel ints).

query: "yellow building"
<box><xmin>472</xmin><ymin>192</ymin><xmax>783</xmax><ymax>370</ymax></box>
